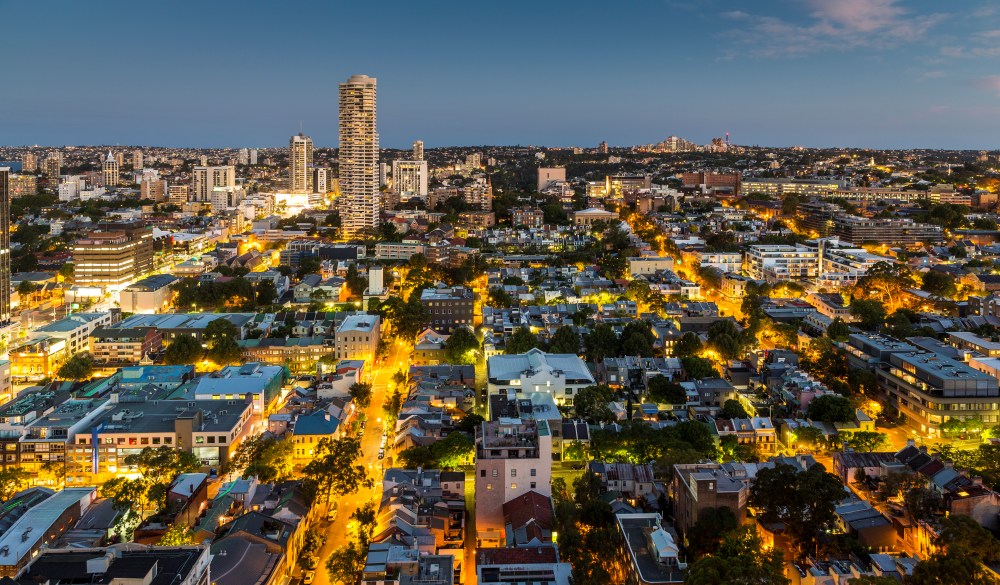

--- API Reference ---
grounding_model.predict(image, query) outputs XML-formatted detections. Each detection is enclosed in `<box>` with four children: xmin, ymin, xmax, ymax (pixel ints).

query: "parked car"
<box><xmin>304</xmin><ymin>570</ymin><xmax>316</xmax><ymax>584</ymax></box>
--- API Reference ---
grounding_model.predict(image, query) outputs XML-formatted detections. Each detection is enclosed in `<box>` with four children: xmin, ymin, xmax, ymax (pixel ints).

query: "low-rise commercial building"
<box><xmin>487</xmin><ymin>348</ymin><xmax>596</xmax><ymax>407</ymax></box>
<box><xmin>119</xmin><ymin>274</ymin><xmax>179</xmax><ymax>314</ymax></box>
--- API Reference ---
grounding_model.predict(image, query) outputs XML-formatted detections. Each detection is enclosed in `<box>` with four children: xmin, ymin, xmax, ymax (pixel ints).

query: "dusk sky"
<box><xmin>4</xmin><ymin>0</ymin><xmax>1000</xmax><ymax>149</ymax></box>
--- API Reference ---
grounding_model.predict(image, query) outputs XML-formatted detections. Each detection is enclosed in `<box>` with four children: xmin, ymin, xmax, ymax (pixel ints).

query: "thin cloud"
<box><xmin>974</xmin><ymin>75</ymin><xmax>1000</xmax><ymax>97</ymax></box>
<box><xmin>720</xmin><ymin>0</ymin><xmax>946</xmax><ymax>58</ymax></box>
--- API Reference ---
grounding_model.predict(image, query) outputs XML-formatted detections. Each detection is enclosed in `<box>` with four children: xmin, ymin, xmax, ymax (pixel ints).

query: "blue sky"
<box><xmin>3</xmin><ymin>0</ymin><xmax>1000</xmax><ymax>149</ymax></box>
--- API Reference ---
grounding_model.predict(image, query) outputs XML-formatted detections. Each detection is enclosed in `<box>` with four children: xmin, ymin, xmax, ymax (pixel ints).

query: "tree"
<box><xmin>431</xmin><ymin>432</ymin><xmax>474</xmax><ymax>468</ymax></box>
<box><xmin>326</xmin><ymin>542</ymin><xmax>366</xmax><ymax>585</ymax></box>
<box><xmin>0</xmin><ymin>467</ymin><xmax>31</xmax><ymax>502</ymax></box>
<box><xmin>102</xmin><ymin>477</ymin><xmax>156</xmax><ymax>519</ymax></box>
<box><xmin>782</xmin><ymin>193</ymin><xmax>801</xmax><ymax>215</ymax></box>
<box><xmin>792</xmin><ymin>425</ymin><xmax>826</xmax><ymax>449</ymax></box>
<box><xmin>16</xmin><ymin>280</ymin><xmax>36</xmax><ymax>303</ymax></box>
<box><xmin>57</xmin><ymin>353</ymin><xmax>94</xmax><ymax>381</ymax></box>
<box><xmin>224</xmin><ymin>434</ymin><xmax>295</xmax><ymax>482</ymax></box>
<box><xmin>808</xmin><ymin>394</ymin><xmax>854</xmax><ymax>423</ymax></box>
<box><xmin>909</xmin><ymin>515</ymin><xmax>1000</xmax><ymax>585</ymax></box>
<box><xmin>672</xmin><ymin>332</ymin><xmax>703</xmax><ymax>358</ymax></box>
<box><xmin>686</xmin><ymin>506</ymin><xmax>738</xmax><ymax>559</ymax></box>
<box><xmin>302</xmin><ymin>436</ymin><xmax>370</xmax><ymax>507</ymax></box>
<box><xmin>207</xmin><ymin>335</ymin><xmax>242</xmax><ymax>366</ymax></box>
<box><xmin>487</xmin><ymin>286</ymin><xmax>516</xmax><ymax>308</ymax></box>
<box><xmin>455</xmin><ymin>413</ymin><xmax>485</xmax><ymax>435</ymax></box>
<box><xmin>204</xmin><ymin>318</ymin><xmax>239</xmax><ymax>344</ymax></box>
<box><xmin>124</xmin><ymin>447</ymin><xmax>201</xmax><ymax>487</ymax></box>
<box><xmin>573</xmin><ymin>384</ymin><xmax>615</xmax><ymax>423</ymax></box>
<box><xmin>547</xmin><ymin>325</ymin><xmax>581</xmax><ymax>354</ymax></box>
<box><xmin>826</xmin><ymin>318</ymin><xmax>851</xmax><ymax>342</ymax></box>
<box><xmin>444</xmin><ymin>326</ymin><xmax>479</xmax><ymax>364</ymax></box>
<box><xmin>349</xmin><ymin>382</ymin><xmax>373</xmax><ymax>409</ymax></box>
<box><xmin>720</xmin><ymin>399</ymin><xmax>750</xmax><ymax>419</ymax></box>
<box><xmin>843</xmin><ymin>430</ymin><xmax>889</xmax><ymax>452</ymax></box>
<box><xmin>584</xmin><ymin>324</ymin><xmax>619</xmax><ymax>361</ymax></box>
<box><xmin>506</xmin><ymin>326</ymin><xmax>540</xmax><ymax>354</ymax></box>
<box><xmin>750</xmin><ymin>463</ymin><xmax>846</xmax><ymax>558</ymax></box>
<box><xmin>157</xmin><ymin>523</ymin><xmax>194</xmax><ymax>546</ymax></box>
<box><xmin>647</xmin><ymin>375</ymin><xmax>686</xmax><ymax>404</ymax></box>
<box><xmin>164</xmin><ymin>334</ymin><xmax>204</xmax><ymax>365</ymax></box>
<box><xmin>344</xmin><ymin>264</ymin><xmax>367</xmax><ymax>299</ymax></box>
<box><xmin>922</xmin><ymin>270</ymin><xmax>958</xmax><ymax>298</ymax></box>
<box><xmin>849</xmin><ymin>299</ymin><xmax>886</xmax><ymax>331</ymax></box>
<box><xmin>685</xmin><ymin>525</ymin><xmax>790</xmax><ymax>585</ymax></box>
<box><xmin>681</xmin><ymin>356</ymin><xmax>718</xmax><ymax>379</ymax></box>
<box><xmin>621</xmin><ymin>321</ymin><xmax>656</xmax><ymax>357</ymax></box>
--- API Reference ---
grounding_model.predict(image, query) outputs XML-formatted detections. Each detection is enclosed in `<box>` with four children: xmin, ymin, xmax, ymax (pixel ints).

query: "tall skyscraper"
<box><xmin>238</xmin><ymin>148</ymin><xmax>250</xmax><ymax>165</ymax></box>
<box><xmin>289</xmin><ymin>133</ymin><xmax>314</xmax><ymax>193</ymax></box>
<box><xmin>132</xmin><ymin>149</ymin><xmax>144</xmax><ymax>170</ymax></box>
<box><xmin>22</xmin><ymin>153</ymin><xmax>37</xmax><ymax>173</ymax></box>
<box><xmin>339</xmin><ymin>74</ymin><xmax>379</xmax><ymax>238</ymax></box>
<box><xmin>249</xmin><ymin>149</ymin><xmax>258</xmax><ymax>165</ymax></box>
<box><xmin>102</xmin><ymin>151</ymin><xmax>120</xmax><ymax>187</ymax></box>
<box><xmin>413</xmin><ymin>140</ymin><xmax>424</xmax><ymax>161</ymax></box>
<box><xmin>0</xmin><ymin>168</ymin><xmax>9</xmax><ymax>324</ymax></box>
<box><xmin>192</xmin><ymin>165</ymin><xmax>236</xmax><ymax>202</ymax></box>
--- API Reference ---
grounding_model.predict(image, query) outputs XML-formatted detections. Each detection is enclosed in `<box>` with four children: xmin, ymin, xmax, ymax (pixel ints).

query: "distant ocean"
<box><xmin>0</xmin><ymin>162</ymin><xmax>22</xmax><ymax>172</ymax></box>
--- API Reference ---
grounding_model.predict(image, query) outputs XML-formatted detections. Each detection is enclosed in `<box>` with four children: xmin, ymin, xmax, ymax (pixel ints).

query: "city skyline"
<box><xmin>3</xmin><ymin>1</ymin><xmax>1000</xmax><ymax>149</ymax></box>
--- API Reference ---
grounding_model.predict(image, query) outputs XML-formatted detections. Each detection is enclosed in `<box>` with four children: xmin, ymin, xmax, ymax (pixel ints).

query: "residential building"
<box><xmin>876</xmin><ymin>350</ymin><xmax>1000</xmax><ymax>436</ymax></box>
<box><xmin>119</xmin><ymin>274</ymin><xmax>178</xmax><ymax>314</ymax></box>
<box><xmin>680</xmin><ymin>171</ymin><xmax>741</xmax><ymax>196</ymax></box>
<box><xmin>949</xmin><ymin>331</ymin><xmax>1000</xmax><ymax>357</ymax></box>
<box><xmin>628</xmin><ymin>256</ymin><xmax>675</xmax><ymax>276</ymax></box>
<box><xmin>21</xmin><ymin>153</ymin><xmax>37</xmax><ymax>172</ymax></box>
<box><xmin>588</xmin><ymin>462</ymin><xmax>659</xmax><ymax>500</ymax></box>
<box><xmin>169</xmin><ymin>184</ymin><xmax>190</xmax><ymax>205</ymax></box>
<box><xmin>289</xmin><ymin>133</ymin><xmax>314</xmax><ymax>193</ymax></box>
<box><xmin>238</xmin><ymin>337</ymin><xmax>328</xmax><ymax>374</ymax></box>
<box><xmin>339</xmin><ymin>74</ymin><xmax>379</xmax><ymax>237</ymax></box>
<box><xmin>616</xmin><ymin>512</ymin><xmax>686</xmax><ymax>584</ymax></box>
<box><xmin>42</xmin><ymin>155</ymin><xmax>60</xmax><ymax>180</ymax></box>
<box><xmin>671</xmin><ymin>463</ymin><xmax>748</xmax><ymax>534</ymax></box>
<box><xmin>392</xmin><ymin>159</ymin><xmax>428</xmax><ymax>200</ymax></box>
<box><xmin>290</xmin><ymin>410</ymin><xmax>340</xmax><ymax>462</ymax></box>
<box><xmin>191</xmin><ymin>165</ymin><xmax>236</xmax><ymax>203</ymax></box>
<box><xmin>72</xmin><ymin>226</ymin><xmax>154</xmax><ymax>288</ymax></box>
<box><xmin>34</xmin><ymin>312</ymin><xmax>116</xmax><ymax>356</ymax></box>
<box><xmin>88</xmin><ymin>326</ymin><xmax>162</xmax><ymax>364</ymax></box>
<box><xmin>334</xmin><ymin>313</ymin><xmax>380</xmax><ymax>362</ymax></box>
<box><xmin>20</xmin><ymin>545</ymin><xmax>211</xmax><ymax>585</ymax></box>
<box><xmin>744</xmin><ymin>244</ymin><xmax>819</xmax><ymax>282</ymax></box>
<box><xmin>420</xmin><ymin>286</ymin><xmax>474</xmax><ymax>333</ymax></box>
<box><xmin>537</xmin><ymin>168</ymin><xmax>566</xmax><ymax>191</ymax></box>
<box><xmin>714</xmin><ymin>417</ymin><xmax>778</xmax><ymax>457</ymax></box>
<box><xmin>487</xmin><ymin>348</ymin><xmax>596</xmax><ymax>406</ymax></box>
<box><xmin>0</xmin><ymin>488</ymin><xmax>97</xmax><ymax>578</ymax></box>
<box><xmin>475</xmin><ymin>419</ymin><xmax>553</xmax><ymax>546</ymax></box>
<box><xmin>476</xmin><ymin>546</ymin><xmax>570</xmax><ymax>585</ymax></box>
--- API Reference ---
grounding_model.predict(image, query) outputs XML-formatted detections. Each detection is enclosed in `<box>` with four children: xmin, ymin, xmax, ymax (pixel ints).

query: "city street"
<box><xmin>310</xmin><ymin>339</ymin><xmax>410</xmax><ymax>585</ymax></box>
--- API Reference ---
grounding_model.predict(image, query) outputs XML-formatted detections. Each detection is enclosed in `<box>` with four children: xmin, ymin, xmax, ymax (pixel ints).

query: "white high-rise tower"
<box><xmin>339</xmin><ymin>74</ymin><xmax>379</xmax><ymax>238</ymax></box>
<box><xmin>289</xmin><ymin>133</ymin><xmax>314</xmax><ymax>193</ymax></box>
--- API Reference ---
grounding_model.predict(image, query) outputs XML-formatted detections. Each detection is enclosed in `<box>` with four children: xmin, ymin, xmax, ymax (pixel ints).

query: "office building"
<box><xmin>420</xmin><ymin>285</ymin><xmax>474</xmax><ymax>333</ymax></box>
<box><xmin>191</xmin><ymin>165</ymin><xmax>235</xmax><ymax>202</ymax></box>
<box><xmin>680</xmin><ymin>171</ymin><xmax>741</xmax><ymax>196</ymax></box>
<box><xmin>742</xmin><ymin>178</ymin><xmax>843</xmax><ymax>198</ymax></box>
<box><xmin>413</xmin><ymin>139</ymin><xmax>424</xmax><ymax>160</ymax></box>
<box><xmin>0</xmin><ymin>169</ymin><xmax>9</xmax><ymax>324</ymax></box>
<box><xmin>21</xmin><ymin>153</ymin><xmax>37</xmax><ymax>172</ymax></box>
<box><xmin>34</xmin><ymin>312</ymin><xmax>115</xmax><ymax>356</ymax></box>
<box><xmin>72</xmin><ymin>225</ymin><xmax>154</xmax><ymax>288</ymax></box>
<box><xmin>101</xmin><ymin>151</ymin><xmax>119</xmax><ymax>187</ymax></box>
<box><xmin>120</xmin><ymin>274</ymin><xmax>179</xmax><ymax>314</ymax></box>
<box><xmin>0</xmin><ymin>488</ymin><xmax>97</xmax><ymax>578</ymax></box>
<box><xmin>289</xmin><ymin>132</ymin><xmax>314</xmax><ymax>193</ymax></box>
<box><xmin>392</xmin><ymin>159</ymin><xmax>428</xmax><ymax>201</ymax></box>
<box><xmin>339</xmin><ymin>74</ymin><xmax>379</xmax><ymax>237</ymax></box>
